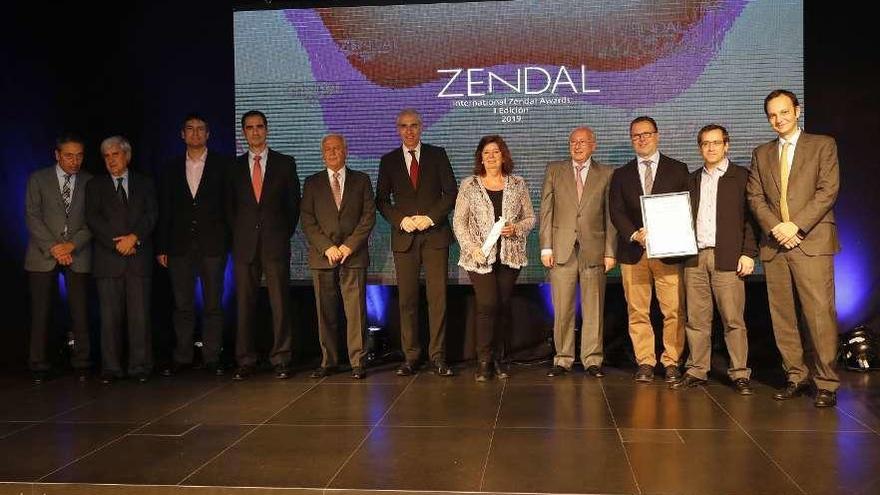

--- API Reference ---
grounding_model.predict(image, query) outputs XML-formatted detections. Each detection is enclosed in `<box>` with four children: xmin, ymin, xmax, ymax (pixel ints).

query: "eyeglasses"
<box><xmin>699</xmin><ymin>140</ymin><xmax>726</xmax><ymax>149</ymax></box>
<box><xmin>630</xmin><ymin>131</ymin><xmax>656</xmax><ymax>141</ymax></box>
<box><xmin>569</xmin><ymin>139</ymin><xmax>595</xmax><ymax>147</ymax></box>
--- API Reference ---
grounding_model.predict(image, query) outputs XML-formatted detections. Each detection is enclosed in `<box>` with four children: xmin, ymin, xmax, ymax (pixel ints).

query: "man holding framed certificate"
<box><xmin>610</xmin><ymin>116</ymin><xmax>689</xmax><ymax>383</ymax></box>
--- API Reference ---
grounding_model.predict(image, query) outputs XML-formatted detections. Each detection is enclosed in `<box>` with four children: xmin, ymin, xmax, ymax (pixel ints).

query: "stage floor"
<box><xmin>0</xmin><ymin>362</ymin><xmax>878</xmax><ymax>495</ymax></box>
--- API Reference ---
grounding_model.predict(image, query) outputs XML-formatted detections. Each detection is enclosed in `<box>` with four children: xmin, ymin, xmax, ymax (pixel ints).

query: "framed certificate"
<box><xmin>639</xmin><ymin>191</ymin><xmax>698</xmax><ymax>258</ymax></box>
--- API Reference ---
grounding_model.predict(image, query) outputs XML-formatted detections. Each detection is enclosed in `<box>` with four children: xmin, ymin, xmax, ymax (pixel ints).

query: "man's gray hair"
<box><xmin>396</xmin><ymin>108</ymin><xmax>422</xmax><ymax>125</ymax></box>
<box><xmin>100</xmin><ymin>135</ymin><xmax>132</xmax><ymax>156</ymax></box>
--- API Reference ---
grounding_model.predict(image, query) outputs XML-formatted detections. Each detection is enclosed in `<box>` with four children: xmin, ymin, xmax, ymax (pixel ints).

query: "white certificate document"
<box><xmin>640</xmin><ymin>192</ymin><xmax>698</xmax><ymax>258</ymax></box>
<box><xmin>481</xmin><ymin>217</ymin><xmax>507</xmax><ymax>257</ymax></box>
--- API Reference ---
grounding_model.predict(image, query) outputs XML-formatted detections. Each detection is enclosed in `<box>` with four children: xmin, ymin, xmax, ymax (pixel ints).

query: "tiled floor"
<box><xmin>0</xmin><ymin>362</ymin><xmax>878</xmax><ymax>495</ymax></box>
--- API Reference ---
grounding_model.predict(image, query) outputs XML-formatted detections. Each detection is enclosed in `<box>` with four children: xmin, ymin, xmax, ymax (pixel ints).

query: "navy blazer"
<box><xmin>156</xmin><ymin>150</ymin><xmax>230</xmax><ymax>257</ymax></box>
<box><xmin>609</xmin><ymin>153</ymin><xmax>689</xmax><ymax>265</ymax></box>
<box><xmin>375</xmin><ymin>143</ymin><xmax>457</xmax><ymax>252</ymax></box>
<box><xmin>85</xmin><ymin>169</ymin><xmax>157</xmax><ymax>278</ymax></box>
<box><xmin>227</xmin><ymin>148</ymin><xmax>300</xmax><ymax>263</ymax></box>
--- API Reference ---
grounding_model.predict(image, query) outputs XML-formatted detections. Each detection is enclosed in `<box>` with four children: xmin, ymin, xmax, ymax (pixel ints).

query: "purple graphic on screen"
<box><xmin>282</xmin><ymin>1</ymin><xmax>747</xmax><ymax>156</ymax></box>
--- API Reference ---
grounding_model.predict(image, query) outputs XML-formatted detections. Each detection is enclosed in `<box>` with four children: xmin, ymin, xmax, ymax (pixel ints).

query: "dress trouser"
<box><xmin>683</xmin><ymin>248</ymin><xmax>750</xmax><ymax>380</ymax></box>
<box><xmin>620</xmin><ymin>253</ymin><xmax>685</xmax><ymax>367</ymax></box>
<box><xmin>393</xmin><ymin>233</ymin><xmax>449</xmax><ymax>364</ymax></box>
<box><xmin>167</xmin><ymin>250</ymin><xmax>226</xmax><ymax>365</ymax></box>
<box><xmin>764</xmin><ymin>248</ymin><xmax>839</xmax><ymax>391</ymax></box>
<box><xmin>312</xmin><ymin>265</ymin><xmax>367</xmax><ymax>368</ymax></box>
<box><xmin>549</xmin><ymin>243</ymin><xmax>607</xmax><ymax>369</ymax></box>
<box><xmin>28</xmin><ymin>268</ymin><xmax>91</xmax><ymax>371</ymax></box>
<box><xmin>234</xmin><ymin>245</ymin><xmax>292</xmax><ymax>368</ymax></box>
<box><xmin>96</xmin><ymin>274</ymin><xmax>152</xmax><ymax>376</ymax></box>
<box><xmin>467</xmin><ymin>261</ymin><xmax>520</xmax><ymax>362</ymax></box>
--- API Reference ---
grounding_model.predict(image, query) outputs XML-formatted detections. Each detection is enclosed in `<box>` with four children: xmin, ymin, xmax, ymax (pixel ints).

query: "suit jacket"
<box><xmin>300</xmin><ymin>167</ymin><xmax>376</xmax><ymax>269</ymax></box>
<box><xmin>685</xmin><ymin>162</ymin><xmax>758</xmax><ymax>271</ymax></box>
<box><xmin>539</xmin><ymin>159</ymin><xmax>616</xmax><ymax>265</ymax></box>
<box><xmin>609</xmin><ymin>153</ymin><xmax>689</xmax><ymax>264</ymax></box>
<box><xmin>25</xmin><ymin>166</ymin><xmax>93</xmax><ymax>273</ymax></box>
<box><xmin>156</xmin><ymin>150</ymin><xmax>230</xmax><ymax>257</ymax></box>
<box><xmin>227</xmin><ymin>148</ymin><xmax>301</xmax><ymax>263</ymax></box>
<box><xmin>85</xmin><ymin>170</ymin><xmax>157</xmax><ymax>278</ymax></box>
<box><xmin>376</xmin><ymin>143</ymin><xmax>457</xmax><ymax>252</ymax></box>
<box><xmin>747</xmin><ymin>132</ymin><xmax>840</xmax><ymax>261</ymax></box>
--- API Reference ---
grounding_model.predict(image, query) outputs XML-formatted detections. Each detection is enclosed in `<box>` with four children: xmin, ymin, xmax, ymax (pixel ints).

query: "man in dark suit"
<box><xmin>671</xmin><ymin>124</ymin><xmax>758</xmax><ymax>395</ymax></box>
<box><xmin>25</xmin><ymin>133</ymin><xmax>93</xmax><ymax>383</ymax></box>
<box><xmin>376</xmin><ymin>108</ymin><xmax>457</xmax><ymax>376</ymax></box>
<box><xmin>540</xmin><ymin>126</ymin><xmax>617</xmax><ymax>378</ymax></box>
<box><xmin>610</xmin><ymin>116</ymin><xmax>689</xmax><ymax>383</ymax></box>
<box><xmin>156</xmin><ymin>113</ymin><xmax>229</xmax><ymax>376</ymax></box>
<box><xmin>747</xmin><ymin>89</ymin><xmax>841</xmax><ymax>407</ymax></box>
<box><xmin>86</xmin><ymin>136</ymin><xmax>157</xmax><ymax>383</ymax></box>
<box><xmin>301</xmin><ymin>134</ymin><xmax>376</xmax><ymax>380</ymax></box>
<box><xmin>228</xmin><ymin>110</ymin><xmax>300</xmax><ymax>380</ymax></box>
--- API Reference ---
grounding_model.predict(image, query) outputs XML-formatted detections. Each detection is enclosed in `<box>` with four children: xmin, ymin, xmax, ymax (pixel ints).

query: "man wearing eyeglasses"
<box><xmin>671</xmin><ymin>124</ymin><xmax>758</xmax><ymax>395</ymax></box>
<box><xmin>609</xmin><ymin>116</ymin><xmax>689</xmax><ymax>383</ymax></box>
<box><xmin>540</xmin><ymin>127</ymin><xmax>617</xmax><ymax>378</ymax></box>
<box><xmin>747</xmin><ymin>89</ymin><xmax>841</xmax><ymax>407</ymax></box>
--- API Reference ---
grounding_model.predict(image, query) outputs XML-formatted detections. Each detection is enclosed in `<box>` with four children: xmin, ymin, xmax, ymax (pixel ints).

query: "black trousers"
<box><xmin>28</xmin><ymin>268</ymin><xmax>91</xmax><ymax>371</ymax></box>
<box><xmin>467</xmin><ymin>261</ymin><xmax>520</xmax><ymax>362</ymax></box>
<box><xmin>167</xmin><ymin>251</ymin><xmax>226</xmax><ymax>365</ymax></box>
<box><xmin>393</xmin><ymin>234</ymin><xmax>449</xmax><ymax>364</ymax></box>
<box><xmin>96</xmin><ymin>274</ymin><xmax>152</xmax><ymax>376</ymax></box>
<box><xmin>234</xmin><ymin>250</ymin><xmax>292</xmax><ymax>368</ymax></box>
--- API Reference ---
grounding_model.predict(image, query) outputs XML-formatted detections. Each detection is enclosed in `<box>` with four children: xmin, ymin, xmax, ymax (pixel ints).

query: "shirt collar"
<box><xmin>779</xmin><ymin>128</ymin><xmax>802</xmax><ymax>148</ymax></box>
<box><xmin>402</xmin><ymin>142</ymin><xmax>422</xmax><ymax>155</ymax></box>
<box><xmin>55</xmin><ymin>164</ymin><xmax>75</xmax><ymax>179</ymax></box>
<box><xmin>571</xmin><ymin>157</ymin><xmax>592</xmax><ymax>169</ymax></box>
<box><xmin>327</xmin><ymin>166</ymin><xmax>346</xmax><ymax>179</ymax></box>
<box><xmin>186</xmin><ymin>148</ymin><xmax>208</xmax><ymax>163</ymax></box>
<box><xmin>703</xmin><ymin>158</ymin><xmax>729</xmax><ymax>176</ymax></box>
<box><xmin>638</xmin><ymin>151</ymin><xmax>660</xmax><ymax>166</ymax></box>
<box><xmin>249</xmin><ymin>147</ymin><xmax>268</xmax><ymax>161</ymax></box>
<box><xmin>110</xmin><ymin>170</ymin><xmax>129</xmax><ymax>181</ymax></box>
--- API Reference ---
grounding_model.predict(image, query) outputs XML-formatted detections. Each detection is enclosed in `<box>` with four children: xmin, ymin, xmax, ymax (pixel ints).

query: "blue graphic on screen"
<box><xmin>233</xmin><ymin>0</ymin><xmax>804</xmax><ymax>284</ymax></box>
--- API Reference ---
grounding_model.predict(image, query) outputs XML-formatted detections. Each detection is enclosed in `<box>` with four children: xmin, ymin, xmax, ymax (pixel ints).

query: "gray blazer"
<box><xmin>540</xmin><ymin>159</ymin><xmax>616</xmax><ymax>265</ymax></box>
<box><xmin>24</xmin><ymin>166</ymin><xmax>93</xmax><ymax>273</ymax></box>
<box><xmin>453</xmin><ymin>174</ymin><xmax>535</xmax><ymax>274</ymax></box>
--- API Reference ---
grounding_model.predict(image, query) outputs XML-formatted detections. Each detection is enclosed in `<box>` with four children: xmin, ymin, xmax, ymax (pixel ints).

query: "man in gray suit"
<box><xmin>300</xmin><ymin>134</ymin><xmax>376</xmax><ymax>380</ymax></box>
<box><xmin>540</xmin><ymin>127</ymin><xmax>617</xmax><ymax>377</ymax></box>
<box><xmin>25</xmin><ymin>133</ymin><xmax>93</xmax><ymax>383</ymax></box>
<box><xmin>747</xmin><ymin>89</ymin><xmax>841</xmax><ymax>407</ymax></box>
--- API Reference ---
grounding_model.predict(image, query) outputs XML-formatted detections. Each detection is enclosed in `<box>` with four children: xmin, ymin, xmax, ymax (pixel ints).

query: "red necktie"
<box><xmin>408</xmin><ymin>149</ymin><xmax>419</xmax><ymax>188</ymax></box>
<box><xmin>252</xmin><ymin>154</ymin><xmax>263</xmax><ymax>202</ymax></box>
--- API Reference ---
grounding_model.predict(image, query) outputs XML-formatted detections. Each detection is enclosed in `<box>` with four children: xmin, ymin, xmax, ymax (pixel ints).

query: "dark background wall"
<box><xmin>1</xmin><ymin>1</ymin><xmax>877</xmax><ymax>370</ymax></box>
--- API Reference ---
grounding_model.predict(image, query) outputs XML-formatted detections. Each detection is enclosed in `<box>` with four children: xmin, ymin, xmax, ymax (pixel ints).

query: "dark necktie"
<box><xmin>408</xmin><ymin>149</ymin><xmax>419</xmax><ymax>188</ymax></box>
<box><xmin>61</xmin><ymin>174</ymin><xmax>72</xmax><ymax>216</ymax></box>
<box><xmin>116</xmin><ymin>177</ymin><xmax>128</xmax><ymax>206</ymax></box>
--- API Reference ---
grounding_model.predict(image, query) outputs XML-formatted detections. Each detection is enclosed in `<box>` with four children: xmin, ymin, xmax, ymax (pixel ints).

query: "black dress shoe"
<box><xmin>547</xmin><ymin>365</ymin><xmax>568</xmax><ymax>377</ymax></box>
<box><xmin>733</xmin><ymin>378</ymin><xmax>754</xmax><ymax>396</ymax></box>
<box><xmin>814</xmin><ymin>389</ymin><xmax>837</xmax><ymax>407</ymax></box>
<box><xmin>634</xmin><ymin>364</ymin><xmax>654</xmax><ymax>383</ymax></box>
<box><xmin>773</xmin><ymin>381</ymin><xmax>810</xmax><ymax>400</ymax></box>
<box><xmin>205</xmin><ymin>362</ymin><xmax>225</xmax><ymax>376</ymax></box>
<box><xmin>434</xmin><ymin>360</ymin><xmax>454</xmax><ymax>377</ymax></box>
<box><xmin>351</xmin><ymin>367</ymin><xmax>366</xmax><ymax>380</ymax></box>
<box><xmin>32</xmin><ymin>370</ymin><xmax>50</xmax><ymax>384</ymax></box>
<box><xmin>664</xmin><ymin>365</ymin><xmax>682</xmax><ymax>383</ymax></box>
<box><xmin>310</xmin><ymin>367</ymin><xmax>335</xmax><ymax>379</ymax></box>
<box><xmin>275</xmin><ymin>364</ymin><xmax>292</xmax><ymax>379</ymax></box>
<box><xmin>585</xmin><ymin>365</ymin><xmax>605</xmax><ymax>378</ymax></box>
<box><xmin>396</xmin><ymin>362</ymin><xmax>417</xmax><ymax>376</ymax></box>
<box><xmin>670</xmin><ymin>374</ymin><xmax>707</xmax><ymax>390</ymax></box>
<box><xmin>160</xmin><ymin>363</ymin><xmax>184</xmax><ymax>377</ymax></box>
<box><xmin>134</xmin><ymin>372</ymin><xmax>150</xmax><ymax>383</ymax></box>
<box><xmin>232</xmin><ymin>366</ymin><xmax>254</xmax><ymax>381</ymax></box>
<box><xmin>100</xmin><ymin>374</ymin><xmax>115</xmax><ymax>385</ymax></box>
<box><xmin>475</xmin><ymin>361</ymin><xmax>492</xmax><ymax>382</ymax></box>
<box><xmin>76</xmin><ymin>370</ymin><xmax>90</xmax><ymax>382</ymax></box>
<box><xmin>493</xmin><ymin>360</ymin><xmax>510</xmax><ymax>379</ymax></box>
